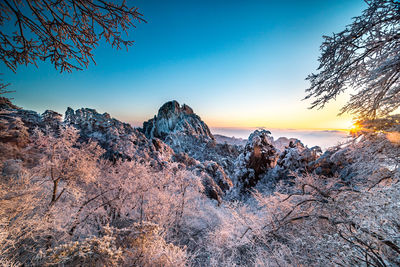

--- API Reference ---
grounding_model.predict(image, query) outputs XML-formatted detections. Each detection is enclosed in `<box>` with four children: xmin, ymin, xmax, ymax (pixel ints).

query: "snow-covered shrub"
<box><xmin>113</xmin><ymin>222</ymin><xmax>188</xmax><ymax>266</ymax></box>
<box><xmin>37</xmin><ymin>230</ymin><xmax>123</xmax><ymax>266</ymax></box>
<box><xmin>38</xmin><ymin>222</ymin><xmax>188</xmax><ymax>267</ymax></box>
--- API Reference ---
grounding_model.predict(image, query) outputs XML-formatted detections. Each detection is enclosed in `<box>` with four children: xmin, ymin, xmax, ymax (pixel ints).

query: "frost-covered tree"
<box><xmin>306</xmin><ymin>0</ymin><xmax>400</xmax><ymax>118</ymax></box>
<box><xmin>38</xmin><ymin>223</ymin><xmax>188</xmax><ymax>267</ymax></box>
<box><xmin>73</xmin><ymin>160</ymin><xmax>204</xmax><ymax>233</ymax></box>
<box><xmin>0</xmin><ymin>126</ymin><xmax>199</xmax><ymax>265</ymax></box>
<box><xmin>32</xmin><ymin>126</ymin><xmax>103</xmax><ymax>205</ymax></box>
<box><xmin>0</xmin><ymin>0</ymin><xmax>144</xmax><ymax>73</ymax></box>
<box><xmin>0</xmin><ymin>0</ymin><xmax>145</xmax><ymax>93</ymax></box>
<box><xmin>0</xmin><ymin>126</ymin><xmax>105</xmax><ymax>263</ymax></box>
<box><xmin>274</xmin><ymin>140</ymin><xmax>322</xmax><ymax>180</ymax></box>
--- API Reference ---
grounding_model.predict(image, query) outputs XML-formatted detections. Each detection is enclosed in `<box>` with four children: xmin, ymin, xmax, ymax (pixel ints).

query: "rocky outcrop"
<box><xmin>203</xmin><ymin>161</ymin><xmax>233</xmax><ymax>192</ymax></box>
<box><xmin>64</xmin><ymin>107</ymin><xmax>174</xmax><ymax>164</ymax></box>
<box><xmin>142</xmin><ymin>100</ymin><xmax>213</xmax><ymax>141</ymax></box>
<box><xmin>191</xmin><ymin>161</ymin><xmax>232</xmax><ymax>204</ymax></box>
<box><xmin>274</xmin><ymin>140</ymin><xmax>322</xmax><ymax>179</ymax></box>
<box><xmin>0</xmin><ymin>99</ymin><xmax>48</xmax><ymax>147</ymax></box>
<box><xmin>0</xmin><ymin>111</ymin><xmax>30</xmax><ymax>147</ymax></box>
<box><xmin>42</xmin><ymin>110</ymin><xmax>62</xmax><ymax>132</ymax></box>
<box><xmin>235</xmin><ymin>130</ymin><xmax>278</xmax><ymax>190</ymax></box>
<box><xmin>310</xmin><ymin>147</ymin><xmax>355</xmax><ymax>181</ymax></box>
<box><xmin>1</xmin><ymin>97</ymin><xmax>63</xmax><ymax>134</ymax></box>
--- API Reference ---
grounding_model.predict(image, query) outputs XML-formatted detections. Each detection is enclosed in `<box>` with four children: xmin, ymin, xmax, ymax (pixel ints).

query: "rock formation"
<box><xmin>64</xmin><ymin>107</ymin><xmax>174</xmax><ymax>164</ymax></box>
<box><xmin>142</xmin><ymin>100</ymin><xmax>213</xmax><ymax>141</ymax></box>
<box><xmin>274</xmin><ymin>140</ymin><xmax>322</xmax><ymax>180</ymax></box>
<box><xmin>235</xmin><ymin>130</ymin><xmax>278</xmax><ymax>191</ymax></box>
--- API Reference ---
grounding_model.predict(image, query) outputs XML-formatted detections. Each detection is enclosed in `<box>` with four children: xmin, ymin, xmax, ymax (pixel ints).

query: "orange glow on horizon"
<box><xmin>205</xmin><ymin>115</ymin><xmax>354</xmax><ymax>132</ymax></box>
<box><xmin>201</xmin><ymin>93</ymin><xmax>354</xmax><ymax>131</ymax></box>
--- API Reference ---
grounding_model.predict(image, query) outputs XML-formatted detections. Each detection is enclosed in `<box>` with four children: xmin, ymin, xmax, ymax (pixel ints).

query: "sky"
<box><xmin>3</xmin><ymin>0</ymin><xmax>366</xmax><ymax>133</ymax></box>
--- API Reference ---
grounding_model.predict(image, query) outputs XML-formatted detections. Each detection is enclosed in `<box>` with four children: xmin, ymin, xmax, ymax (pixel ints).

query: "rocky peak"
<box><xmin>65</xmin><ymin>107</ymin><xmax>134</xmax><ymax>135</ymax></box>
<box><xmin>64</xmin><ymin>107</ymin><xmax>154</xmax><ymax>161</ymax></box>
<box><xmin>142</xmin><ymin>100</ymin><xmax>214</xmax><ymax>141</ymax></box>
<box><xmin>181</xmin><ymin>104</ymin><xmax>193</xmax><ymax>114</ymax></box>
<box><xmin>42</xmin><ymin>110</ymin><xmax>62</xmax><ymax>131</ymax></box>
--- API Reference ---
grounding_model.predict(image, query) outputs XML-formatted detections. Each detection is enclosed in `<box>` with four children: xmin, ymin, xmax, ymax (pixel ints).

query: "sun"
<box><xmin>349</xmin><ymin>120</ymin><xmax>362</xmax><ymax>135</ymax></box>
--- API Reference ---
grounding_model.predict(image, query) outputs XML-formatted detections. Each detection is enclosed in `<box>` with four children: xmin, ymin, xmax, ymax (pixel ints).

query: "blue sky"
<box><xmin>3</xmin><ymin>0</ymin><xmax>366</xmax><ymax>129</ymax></box>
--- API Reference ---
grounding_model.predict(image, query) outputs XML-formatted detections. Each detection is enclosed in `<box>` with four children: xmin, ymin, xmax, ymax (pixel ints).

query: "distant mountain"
<box><xmin>273</xmin><ymin>136</ymin><xmax>299</xmax><ymax>152</ymax></box>
<box><xmin>214</xmin><ymin>134</ymin><xmax>247</xmax><ymax>146</ymax></box>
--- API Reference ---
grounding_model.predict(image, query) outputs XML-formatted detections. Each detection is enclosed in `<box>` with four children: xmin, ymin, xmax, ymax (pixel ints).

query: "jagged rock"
<box><xmin>0</xmin><ymin>113</ymin><xmax>30</xmax><ymax>147</ymax></box>
<box><xmin>0</xmin><ymin>98</ymin><xmax>48</xmax><ymax>134</ymax></box>
<box><xmin>310</xmin><ymin>147</ymin><xmax>354</xmax><ymax>180</ymax></box>
<box><xmin>42</xmin><ymin>110</ymin><xmax>62</xmax><ymax>132</ymax></box>
<box><xmin>64</xmin><ymin>107</ymin><xmax>173</xmax><ymax>164</ymax></box>
<box><xmin>142</xmin><ymin>100</ymin><xmax>213</xmax><ymax>141</ymax></box>
<box><xmin>64</xmin><ymin>107</ymin><xmax>126</xmax><ymax>136</ymax></box>
<box><xmin>12</xmin><ymin>110</ymin><xmax>43</xmax><ymax>131</ymax></box>
<box><xmin>203</xmin><ymin>161</ymin><xmax>233</xmax><ymax>192</ymax></box>
<box><xmin>173</xmin><ymin>152</ymin><xmax>199</xmax><ymax>167</ymax></box>
<box><xmin>0</xmin><ymin>98</ymin><xmax>58</xmax><ymax>152</ymax></box>
<box><xmin>150</xmin><ymin>138</ymin><xmax>175</xmax><ymax>162</ymax></box>
<box><xmin>235</xmin><ymin>130</ymin><xmax>278</xmax><ymax>190</ymax></box>
<box><xmin>142</xmin><ymin>101</ymin><xmax>238</xmax><ymax>198</ymax></box>
<box><xmin>203</xmin><ymin>175</ymin><xmax>224</xmax><ymax>204</ymax></box>
<box><xmin>167</xmin><ymin>134</ymin><xmax>237</xmax><ymax>195</ymax></box>
<box><xmin>274</xmin><ymin>140</ymin><xmax>322</xmax><ymax>179</ymax></box>
<box><xmin>194</xmin><ymin>167</ymin><xmax>224</xmax><ymax>204</ymax></box>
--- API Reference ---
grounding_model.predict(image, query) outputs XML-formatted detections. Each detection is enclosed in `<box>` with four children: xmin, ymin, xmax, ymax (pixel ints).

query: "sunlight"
<box><xmin>345</xmin><ymin>120</ymin><xmax>355</xmax><ymax>130</ymax></box>
<box><xmin>386</xmin><ymin>131</ymin><xmax>400</xmax><ymax>145</ymax></box>
<box><xmin>349</xmin><ymin>120</ymin><xmax>362</xmax><ymax>135</ymax></box>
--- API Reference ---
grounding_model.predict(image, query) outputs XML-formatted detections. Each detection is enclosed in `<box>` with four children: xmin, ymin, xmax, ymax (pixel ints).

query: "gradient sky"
<box><xmin>3</xmin><ymin>0</ymin><xmax>366</xmax><ymax>130</ymax></box>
